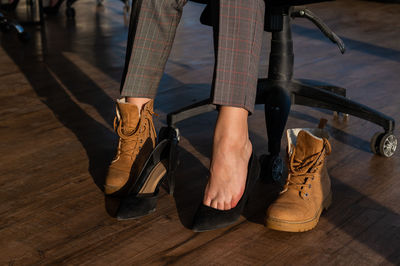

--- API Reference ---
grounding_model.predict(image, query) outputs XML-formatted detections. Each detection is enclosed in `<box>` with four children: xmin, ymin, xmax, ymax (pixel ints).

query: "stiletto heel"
<box><xmin>159</xmin><ymin>126</ymin><xmax>180</xmax><ymax>195</ymax></box>
<box><xmin>192</xmin><ymin>152</ymin><xmax>261</xmax><ymax>232</ymax></box>
<box><xmin>167</xmin><ymin>169</ymin><xmax>175</xmax><ymax>195</ymax></box>
<box><xmin>167</xmin><ymin>130</ymin><xmax>179</xmax><ymax>195</ymax></box>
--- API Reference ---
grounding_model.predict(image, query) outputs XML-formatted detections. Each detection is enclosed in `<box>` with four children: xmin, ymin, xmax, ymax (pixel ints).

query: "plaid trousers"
<box><xmin>120</xmin><ymin>0</ymin><xmax>265</xmax><ymax>113</ymax></box>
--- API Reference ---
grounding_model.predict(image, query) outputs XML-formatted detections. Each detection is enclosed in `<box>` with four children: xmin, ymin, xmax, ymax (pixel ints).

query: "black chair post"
<box><xmin>263</xmin><ymin>8</ymin><xmax>293</xmax><ymax>156</ymax></box>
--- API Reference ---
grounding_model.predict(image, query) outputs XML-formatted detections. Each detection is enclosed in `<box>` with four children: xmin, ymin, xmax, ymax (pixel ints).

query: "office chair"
<box><xmin>0</xmin><ymin>10</ymin><xmax>30</xmax><ymax>41</ymax></box>
<box><xmin>157</xmin><ymin>0</ymin><xmax>397</xmax><ymax>187</ymax></box>
<box><xmin>0</xmin><ymin>0</ymin><xmax>44</xmax><ymax>31</ymax></box>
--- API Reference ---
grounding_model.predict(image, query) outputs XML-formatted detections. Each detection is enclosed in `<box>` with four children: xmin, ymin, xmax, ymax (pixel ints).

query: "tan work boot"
<box><xmin>266</xmin><ymin>128</ymin><xmax>332</xmax><ymax>232</ymax></box>
<box><xmin>105</xmin><ymin>98</ymin><xmax>157</xmax><ymax>195</ymax></box>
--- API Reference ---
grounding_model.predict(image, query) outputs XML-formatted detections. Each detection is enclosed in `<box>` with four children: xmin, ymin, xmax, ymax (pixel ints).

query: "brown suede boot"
<box><xmin>105</xmin><ymin>98</ymin><xmax>157</xmax><ymax>195</ymax></box>
<box><xmin>266</xmin><ymin>128</ymin><xmax>332</xmax><ymax>232</ymax></box>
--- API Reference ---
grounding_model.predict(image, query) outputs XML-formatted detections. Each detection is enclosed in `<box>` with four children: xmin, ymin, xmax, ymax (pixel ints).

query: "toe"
<box><xmin>210</xmin><ymin>199</ymin><xmax>218</xmax><ymax>209</ymax></box>
<box><xmin>203</xmin><ymin>195</ymin><xmax>212</xmax><ymax>207</ymax></box>
<box><xmin>224</xmin><ymin>201</ymin><xmax>231</xmax><ymax>210</ymax></box>
<box><xmin>217</xmin><ymin>201</ymin><xmax>225</xmax><ymax>210</ymax></box>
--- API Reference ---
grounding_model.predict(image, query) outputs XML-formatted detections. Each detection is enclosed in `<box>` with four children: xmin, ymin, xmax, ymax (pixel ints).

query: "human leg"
<box><xmin>120</xmin><ymin>0</ymin><xmax>188</xmax><ymax>101</ymax></box>
<box><xmin>202</xmin><ymin>0</ymin><xmax>265</xmax><ymax>211</ymax></box>
<box><xmin>211</xmin><ymin>0</ymin><xmax>265</xmax><ymax>114</ymax></box>
<box><xmin>204</xmin><ymin>106</ymin><xmax>253</xmax><ymax>210</ymax></box>
<box><xmin>105</xmin><ymin>0</ymin><xmax>187</xmax><ymax>195</ymax></box>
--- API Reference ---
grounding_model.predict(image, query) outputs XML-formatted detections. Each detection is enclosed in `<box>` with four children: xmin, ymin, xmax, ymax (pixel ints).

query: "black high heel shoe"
<box><xmin>192</xmin><ymin>152</ymin><xmax>260</xmax><ymax>232</ymax></box>
<box><xmin>115</xmin><ymin>127</ymin><xmax>179</xmax><ymax>220</ymax></box>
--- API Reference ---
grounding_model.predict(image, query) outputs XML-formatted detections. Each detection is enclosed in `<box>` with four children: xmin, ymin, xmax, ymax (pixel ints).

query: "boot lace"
<box><xmin>281</xmin><ymin>138</ymin><xmax>331</xmax><ymax>199</ymax></box>
<box><xmin>112</xmin><ymin>108</ymin><xmax>156</xmax><ymax>162</ymax></box>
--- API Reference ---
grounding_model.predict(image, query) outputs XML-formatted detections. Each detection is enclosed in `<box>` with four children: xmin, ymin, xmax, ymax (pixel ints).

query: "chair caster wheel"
<box><xmin>66</xmin><ymin>7</ymin><xmax>75</xmax><ymax>18</ymax></box>
<box><xmin>370</xmin><ymin>132</ymin><xmax>397</xmax><ymax>158</ymax></box>
<box><xmin>333</xmin><ymin>111</ymin><xmax>349</xmax><ymax>121</ymax></box>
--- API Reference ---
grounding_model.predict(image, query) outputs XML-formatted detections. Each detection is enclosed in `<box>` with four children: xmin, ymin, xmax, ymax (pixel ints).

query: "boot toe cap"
<box><xmin>104</xmin><ymin>167</ymin><xmax>130</xmax><ymax>194</ymax></box>
<box><xmin>267</xmin><ymin>202</ymin><xmax>313</xmax><ymax>223</ymax></box>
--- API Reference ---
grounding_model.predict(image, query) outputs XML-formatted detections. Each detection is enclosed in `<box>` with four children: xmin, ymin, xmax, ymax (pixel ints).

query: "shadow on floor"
<box><xmin>1</xmin><ymin>33</ymin><xmax>115</xmax><ymax>191</ymax></box>
<box><xmin>292</xmin><ymin>24</ymin><xmax>400</xmax><ymax>63</ymax></box>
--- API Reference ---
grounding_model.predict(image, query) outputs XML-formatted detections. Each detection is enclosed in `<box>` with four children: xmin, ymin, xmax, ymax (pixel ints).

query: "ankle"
<box><xmin>213</xmin><ymin>117</ymin><xmax>250</xmax><ymax>152</ymax></box>
<box><xmin>213</xmin><ymin>134</ymin><xmax>251</xmax><ymax>154</ymax></box>
<box><xmin>125</xmin><ymin>97</ymin><xmax>152</xmax><ymax>111</ymax></box>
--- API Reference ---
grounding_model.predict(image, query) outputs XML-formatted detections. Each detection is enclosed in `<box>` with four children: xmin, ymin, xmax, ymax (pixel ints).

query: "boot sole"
<box><xmin>266</xmin><ymin>192</ymin><xmax>332</xmax><ymax>232</ymax></box>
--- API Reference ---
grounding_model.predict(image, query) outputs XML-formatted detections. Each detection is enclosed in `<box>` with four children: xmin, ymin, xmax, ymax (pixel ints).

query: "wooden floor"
<box><xmin>1</xmin><ymin>0</ymin><xmax>399</xmax><ymax>265</ymax></box>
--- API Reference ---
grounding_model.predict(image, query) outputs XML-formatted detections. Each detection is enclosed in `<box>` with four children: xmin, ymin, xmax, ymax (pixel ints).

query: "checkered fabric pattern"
<box><xmin>120</xmin><ymin>0</ymin><xmax>265</xmax><ymax>113</ymax></box>
<box><xmin>211</xmin><ymin>0</ymin><xmax>265</xmax><ymax>113</ymax></box>
<box><xmin>120</xmin><ymin>0</ymin><xmax>187</xmax><ymax>97</ymax></box>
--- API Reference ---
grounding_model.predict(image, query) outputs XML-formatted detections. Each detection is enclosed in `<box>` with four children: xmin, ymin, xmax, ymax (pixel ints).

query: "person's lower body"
<box><xmin>106</xmin><ymin>0</ymin><xmax>265</xmax><ymax>216</ymax></box>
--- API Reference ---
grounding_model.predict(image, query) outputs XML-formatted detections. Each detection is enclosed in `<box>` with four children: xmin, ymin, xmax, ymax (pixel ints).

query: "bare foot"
<box><xmin>203</xmin><ymin>106</ymin><xmax>253</xmax><ymax>210</ymax></box>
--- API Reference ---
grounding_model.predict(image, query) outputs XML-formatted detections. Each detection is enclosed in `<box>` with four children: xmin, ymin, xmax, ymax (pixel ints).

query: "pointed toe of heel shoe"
<box><xmin>192</xmin><ymin>153</ymin><xmax>260</xmax><ymax>232</ymax></box>
<box><xmin>192</xmin><ymin>204</ymin><xmax>243</xmax><ymax>232</ymax></box>
<box><xmin>117</xmin><ymin>193</ymin><xmax>159</xmax><ymax>220</ymax></box>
